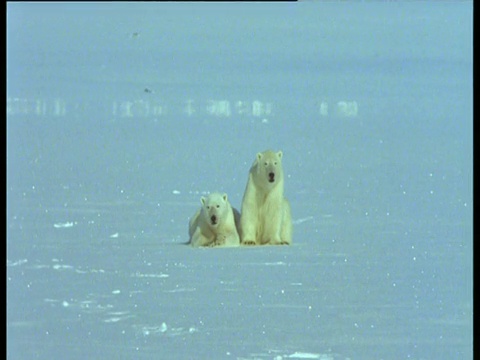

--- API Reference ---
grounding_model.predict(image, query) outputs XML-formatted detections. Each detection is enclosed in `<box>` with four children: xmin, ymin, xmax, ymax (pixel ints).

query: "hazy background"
<box><xmin>7</xmin><ymin>2</ymin><xmax>472</xmax><ymax>359</ymax></box>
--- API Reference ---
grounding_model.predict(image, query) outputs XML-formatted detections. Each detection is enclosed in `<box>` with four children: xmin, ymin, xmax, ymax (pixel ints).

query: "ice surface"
<box><xmin>53</xmin><ymin>222</ymin><xmax>76</xmax><ymax>228</ymax></box>
<box><xmin>7</xmin><ymin>2</ymin><xmax>472</xmax><ymax>360</ymax></box>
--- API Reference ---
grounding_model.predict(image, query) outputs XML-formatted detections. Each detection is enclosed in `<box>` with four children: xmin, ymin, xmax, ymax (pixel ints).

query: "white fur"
<box><xmin>188</xmin><ymin>193</ymin><xmax>240</xmax><ymax>247</ymax></box>
<box><xmin>240</xmin><ymin>150</ymin><xmax>292</xmax><ymax>245</ymax></box>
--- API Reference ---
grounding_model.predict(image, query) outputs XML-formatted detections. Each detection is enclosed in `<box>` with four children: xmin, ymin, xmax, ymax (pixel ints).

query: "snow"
<box><xmin>7</xmin><ymin>2</ymin><xmax>472</xmax><ymax>360</ymax></box>
<box><xmin>287</xmin><ymin>353</ymin><xmax>326</xmax><ymax>359</ymax></box>
<box><xmin>53</xmin><ymin>222</ymin><xmax>76</xmax><ymax>228</ymax></box>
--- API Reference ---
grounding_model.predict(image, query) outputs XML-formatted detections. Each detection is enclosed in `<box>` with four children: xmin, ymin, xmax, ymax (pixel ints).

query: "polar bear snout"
<box><xmin>210</xmin><ymin>215</ymin><xmax>218</xmax><ymax>225</ymax></box>
<box><xmin>268</xmin><ymin>172</ymin><xmax>275</xmax><ymax>183</ymax></box>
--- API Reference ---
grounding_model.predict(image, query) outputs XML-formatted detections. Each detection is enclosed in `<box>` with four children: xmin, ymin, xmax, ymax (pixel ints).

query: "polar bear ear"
<box><xmin>222</xmin><ymin>193</ymin><xmax>228</xmax><ymax>202</ymax></box>
<box><xmin>256</xmin><ymin>152</ymin><xmax>263</xmax><ymax>161</ymax></box>
<box><xmin>277</xmin><ymin>151</ymin><xmax>283</xmax><ymax>159</ymax></box>
<box><xmin>200</xmin><ymin>196</ymin><xmax>206</xmax><ymax>205</ymax></box>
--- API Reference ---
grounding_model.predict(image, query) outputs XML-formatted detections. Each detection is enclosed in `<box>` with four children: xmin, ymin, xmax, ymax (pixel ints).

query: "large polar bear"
<box><xmin>188</xmin><ymin>192</ymin><xmax>241</xmax><ymax>247</ymax></box>
<box><xmin>240</xmin><ymin>150</ymin><xmax>292</xmax><ymax>245</ymax></box>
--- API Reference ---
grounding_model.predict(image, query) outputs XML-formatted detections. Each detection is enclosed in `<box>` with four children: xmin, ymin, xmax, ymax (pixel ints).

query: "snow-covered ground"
<box><xmin>7</xmin><ymin>2</ymin><xmax>472</xmax><ymax>359</ymax></box>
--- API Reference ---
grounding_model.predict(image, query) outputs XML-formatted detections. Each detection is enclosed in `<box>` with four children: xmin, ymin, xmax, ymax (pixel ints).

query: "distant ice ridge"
<box><xmin>242</xmin><ymin>351</ymin><xmax>341</xmax><ymax>360</ymax></box>
<box><xmin>7</xmin><ymin>259</ymin><xmax>28</xmax><ymax>267</ymax></box>
<box><xmin>53</xmin><ymin>221</ymin><xmax>76</xmax><ymax>228</ymax></box>
<box><xmin>133</xmin><ymin>323</ymin><xmax>198</xmax><ymax>338</ymax></box>
<box><xmin>318</xmin><ymin>100</ymin><xmax>358</xmax><ymax>117</ymax></box>
<box><xmin>286</xmin><ymin>352</ymin><xmax>330</xmax><ymax>359</ymax></box>
<box><xmin>6</xmin><ymin>97</ymin><xmax>274</xmax><ymax>119</ymax></box>
<box><xmin>7</xmin><ymin>97</ymin><xmax>67</xmax><ymax>117</ymax></box>
<box><xmin>7</xmin><ymin>97</ymin><xmax>358</xmax><ymax>119</ymax></box>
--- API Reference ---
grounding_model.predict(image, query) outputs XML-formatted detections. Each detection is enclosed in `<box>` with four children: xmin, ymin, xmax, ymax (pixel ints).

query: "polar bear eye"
<box><xmin>264</xmin><ymin>162</ymin><xmax>268</xmax><ymax>166</ymax></box>
<box><xmin>216</xmin><ymin>205</ymin><xmax>220</xmax><ymax>208</ymax></box>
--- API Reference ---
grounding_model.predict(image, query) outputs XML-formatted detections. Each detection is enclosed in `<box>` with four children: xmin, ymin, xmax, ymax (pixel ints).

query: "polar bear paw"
<box><xmin>209</xmin><ymin>235</ymin><xmax>226</xmax><ymax>247</ymax></box>
<box><xmin>268</xmin><ymin>238</ymin><xmax>290</xmax><ymax>246</ymax></box>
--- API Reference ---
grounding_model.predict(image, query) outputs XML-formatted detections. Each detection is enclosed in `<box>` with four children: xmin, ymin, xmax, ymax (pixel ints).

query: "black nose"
<box><xmin>210</xmin><ymin>215</ymin><xmax>217</xmax><ymax>225</ymax></box>
<box><xmin>268</xmin><ymin>172</ymin><xmax>275</xmax><ymax>182</ymax></box>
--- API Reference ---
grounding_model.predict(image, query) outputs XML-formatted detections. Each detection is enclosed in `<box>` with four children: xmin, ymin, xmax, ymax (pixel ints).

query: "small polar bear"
<box><xmin>188</xmin><ymin>192</ymin><xmax>241</xmax><ymax>247</ymax></box>
<box><xmin>240</xmin><ymin>150</ymin><xmax>292</xmax><ymax>245</ymax></box>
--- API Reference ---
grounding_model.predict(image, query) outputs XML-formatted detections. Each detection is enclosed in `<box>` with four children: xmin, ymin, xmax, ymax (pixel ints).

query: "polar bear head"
<box><xmin>201</xmin><ymin>193</ymin><xmax>230</xmax><ymax>227</ymax></box>
<box><xmin>254</xmin><ymin>150</ymin><xmax>284</xmax><ymax>188</ymax></box>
